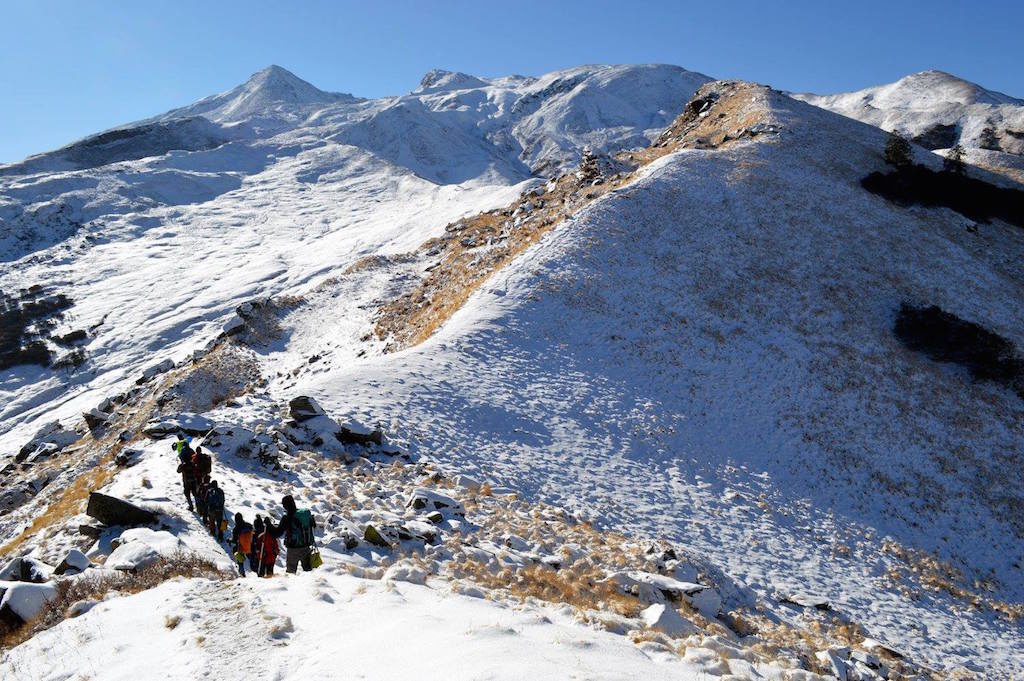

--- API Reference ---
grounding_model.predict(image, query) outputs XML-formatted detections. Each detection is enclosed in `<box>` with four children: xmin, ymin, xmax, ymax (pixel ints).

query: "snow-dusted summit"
<box><xmin>795</xmin><ymin>70</ymin><xmax>1024</xmax><ymax>181</ymax></box>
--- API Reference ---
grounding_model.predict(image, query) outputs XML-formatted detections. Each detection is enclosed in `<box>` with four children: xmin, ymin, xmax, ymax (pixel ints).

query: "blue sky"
<box><xmin>1</xmin><ymin>0</ymin><xmax>1021</xmax><ymax>163</ymax></box>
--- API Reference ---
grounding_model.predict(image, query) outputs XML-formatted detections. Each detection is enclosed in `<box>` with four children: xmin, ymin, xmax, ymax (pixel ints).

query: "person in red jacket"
<box><xmin>257</xmin><ymin>521</ymin><xmax>278</xmax><ymax>577</ymax></box>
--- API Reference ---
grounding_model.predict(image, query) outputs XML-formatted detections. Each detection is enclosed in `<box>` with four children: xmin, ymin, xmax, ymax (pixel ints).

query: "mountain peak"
<box><xmin>416</xmin><ymin>69</ymin><xmax>489</xmax><ymax>93</ymax></box>
<box><xmin>237</xmin><ymin>65</ymin><xmax>332</xmax><ymax>104</ymax></box>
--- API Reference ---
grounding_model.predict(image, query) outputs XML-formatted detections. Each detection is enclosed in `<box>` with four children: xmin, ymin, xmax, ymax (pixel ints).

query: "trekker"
<box><xmin>271</xmin><ymin>495</ymin><xmax>317</xmax><ymax>574</ymax></box>
<box><xmin>174</xmin><ymin>441</ymin><xmax>198</xmax><ymax>511</ymax></box>
<box><xmin>196</xmin><ymin>476</ymin><xmax>211</xmax><ymax>524</ymax></box>
<box><xmin>257</xmin><ymin>520</ymin><xmax>278</xmax><ymax>577</ymax></box>
<box><xmin>206</xmin><ymin>480</ymin><xmax>226</xmax><ymax>541</ymax></box>
<box><xmin>192</xmin><ymin>446</ymin><xmax>212</xmax><ymax>479</ymax></box>
<box><xmin>250</xmin><ymin>516</ymin><xmax>264</xmax><ymax>573</ymax></box>
<box><xmin>231</xmin><ymin>513</ymin><xmax>253</xmax><ymax>577</ymax></box>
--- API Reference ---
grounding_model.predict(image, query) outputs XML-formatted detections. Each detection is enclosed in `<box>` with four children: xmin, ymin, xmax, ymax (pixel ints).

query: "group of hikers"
<box><xmin>172</xmin><ymin>435</ymin><xmax>320</xmax><ymax>577</ymax></box>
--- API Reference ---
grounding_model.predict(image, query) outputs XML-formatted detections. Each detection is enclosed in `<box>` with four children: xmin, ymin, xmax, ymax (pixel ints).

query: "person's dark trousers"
<box><xmin>286</xmin><ymin>546</ymin><xmax>312</xmax><ymax>574</ymax></box>
<box><xmin>210</xmin><ymin>510</ymin><xmax>223</xmax><ymax>540</ymax></box>
<box><xmin>182</xmin><ymin>478</ymin><xmax>196</xmax><ymax>510</ymax></box>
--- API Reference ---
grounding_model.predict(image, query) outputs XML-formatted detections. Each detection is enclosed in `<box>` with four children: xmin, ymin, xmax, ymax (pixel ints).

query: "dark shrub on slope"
<box><xmin>894</xmin><ymin>303</ymin><xmax>1024</xmax><ymax>393</ymax></box>
<box><xmin>862</xmin><ymin>165</ymin><xmax>1024</xmax><ymax>229</ymax></box>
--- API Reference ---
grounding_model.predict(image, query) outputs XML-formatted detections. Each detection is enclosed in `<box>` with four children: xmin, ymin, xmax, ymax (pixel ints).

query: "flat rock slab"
<box><xmin>143</xmin><ymin>413</ymin><xmax>213</xmax><ymax>438</ymax></box>
<box><xmin>86</xmin><ymin>492</ymin><xmax>156</xmax><ymax>527</ymax></box>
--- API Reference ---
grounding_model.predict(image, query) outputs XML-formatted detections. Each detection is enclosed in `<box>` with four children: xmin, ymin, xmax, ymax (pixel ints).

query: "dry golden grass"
<box><xmin>453</xmin><ymin>560</ymin><xmax>644</xmax><ymax>617</ymax></box>
<box><xmin>882</xmin><ymin>539</ymin><xmax>1022</xmax><ymax>622</ymax></box>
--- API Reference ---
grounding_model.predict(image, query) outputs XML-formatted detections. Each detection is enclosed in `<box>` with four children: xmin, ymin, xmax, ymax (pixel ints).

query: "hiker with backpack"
<box><xmin>231</xmin><ymin>513</ymin><xmax>253</xmax><ymax>576</ymax></box>
<box><xmin>206</xmin><ymin>480</ymin><xmax>226</xmax><ymax>541</ymax></box>
<box><xmin>256</xmin><ymin>518</ymin><xmax>278</xmax><ymax>577</ymax></box>
<box><xmin>192</xmin><ymin>445</ymin><xmax>212</xmax><ymax>479</ymax></box>
<box><xmin>195</xmin><ymin>476</ymin><xmax>211</xmax><ymax>525</ymax></box>
<box><xmin>250</xmin><ymin>515</ymin><xmax>264</xmax><ymax>573</ymax></box>
<box><xmin>173</xmin><ymin>436</ymin><xmax>198</xmax><ymax>511</ymax></box>
<box><xmin>271</xmin><ymin>494</ymin><xmax>319</xmax><ymax>574</ymax></box>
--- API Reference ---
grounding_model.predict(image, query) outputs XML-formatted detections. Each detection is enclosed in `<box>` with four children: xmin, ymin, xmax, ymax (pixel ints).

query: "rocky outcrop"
<box><xmin>288</xmin><ymin>395</ymin><xmax>325</xmax><ymax>422</ymax></box>
<box><xmin>53</xmin><ymin>549</ymin><xmax>92</xmax><ymax>576</ymax></box>
<box><xmin>406</xmin><ymin>488</ymin><xmax>465</xmax><ymax>515</ymax></box>
<box><xmin>142</xmin><ymin>413</ymin><xmax>213</xmax><ymax>438</ymax></box>
<box><xmin>0</xmin><ymin>556</ymin><xmax>53</xmax><ymax>583</ymax></box>
<box><xmin>85</xmin><ymin>492</ymin><xmax>157</xmax><ymax>527</ymax></box>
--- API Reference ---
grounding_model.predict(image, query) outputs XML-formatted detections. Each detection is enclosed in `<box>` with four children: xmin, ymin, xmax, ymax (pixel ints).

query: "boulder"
<box><xmin>221</xmin><ymin>314</ymin><xmax>246</xmax><ymax>336</ymax></box>
<box><xmin>687</xmin><ymin>586</ymin><xmax>722</xmax><ymax>620</ymax></box>
<box><xmin>335</xmin><ymin>425</ymin><xmax>383</xmax><ymax>446</ymax></box>
<box><xmin>54</xmin><ymin>549</ymin><xmax>91</xmax><ymax>576</ymax></box>
<box><xmin>79</xmin><ymin>523</ymin><xmax>105</xmax><ymax>538</ymax></box>
<box><xmin>114</xmin><ymin>449</ymin><xmax>142</xmax><ymax>467</ymax></box>
<box><xmin>0</xmin><ymin>556</ymin><xmax>53</xmax><ymax>583</ymax></box>
<box><xmin>405</xmin><ymin>488</ymin><xmax>465</xmax><ymax>515</ymax></box>
<box><xmin>288</xmin><ymin>396</ymin><xmax>325</xmax><ymax>422</ymax></box>
<box><xmin>105</xmin><ymin>542</ymin><xmax>162</xmax><ymax>571</ymax></box>
<box><xmin>780</xmin><ymin>591</ymin><xmax>831</xmax><ymax>611</ymax></box>
<box><xmin>16</xmin><ymin>421</ymin><xmax>79</xmax><ymax>463</ymax></box>
<box><xmin>85</xmin><ymin>492</ymin><xmax>157</xmax><ymax>527</ymax></box>
<box><xmin>640</xmin><ymin>603</ymin><xmax>699</xmax><ymax>637</ymax></box>
<box><xmin>137</xmin><ymin>358</ymin><xmax>174</xmax><ymax>384</ymax></box>
<box><xmin>396</xmin><ymin>520</ymin><xmax>437</xmax><ymax>544</ymax></box>
<box><xmin>363</xmin><ymin>524</ymin><xmax>392</xmax><ymax>548</ymax></box>
<box><xmin>105</xmin><ymin>528</ymin><xmax>183</xmax><ymax>571</ymax></box>
<box><xmin>142</xmin><ymin>413</ymin><xmax>213</xmax><ymax>438</ymax></box>
<box><xmin>83</xmin><ymin>408</ymin><xmax>111</xmax><ymax>432</ymax></box>
<box><xmin>0</xmin><ymin>581</ymin><xmax>57</xmax><ymax>623</ymax></box>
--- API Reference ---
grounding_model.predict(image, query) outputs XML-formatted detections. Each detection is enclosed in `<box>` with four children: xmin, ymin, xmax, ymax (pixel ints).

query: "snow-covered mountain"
<box><xmin>794</xmin><ymin>70</ymin><xmax>1024</xmax><ymax>182</ymax></box>
<box><xmin>1</xmin><ymin>65</ymin><xmax>1022</xmax><ymax>679</ymax></box>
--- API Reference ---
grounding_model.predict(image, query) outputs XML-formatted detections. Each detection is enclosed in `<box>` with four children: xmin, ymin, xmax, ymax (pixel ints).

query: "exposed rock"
<box><xmin>396</xmin><ymin>520</ymin><xmax>437</xmax><ymax>544</ymax></box>
<box><xmin>363</xmin><ymin>524</ymin><xmax>391</xmax><ymax>548</ymax></box>
<box><xmin>16</xmin><ymin>421</ymin><xmax>79</xmax><ymax>463</ymax></box>
<box><xmin>137</xmin><ymin>358</ymin><xmax>174</xmax><ymax>384</ymax></box>
<box><xmin>335</xmin><ymin>424</ymin><xmax>383</xmax><ymax>446</ymax></box>
<box><xmin>114</xmin><ymin>449</ymin><xmax>142</xmax><ymax>467</ymax></box>
<box><xmin>83</xmin><ymin>408</ymin><xmax>111</xmax><ymax>432</ymax></box>
<box><xmin>79</xmin><ymin>523</ymin><xmax>105</xmax><ymax>538</ymax></box>
<box><xmin>288</xmin><ymin>395</ymin><xmax>325</xmax><ymax>422</ymax></box>
<box><xmin>780</xmin><ymin>592</ymin><xmax>831</xmax><ymax>611</ymax></box>
<box><xmin>54</xmin><ymin>549</ymin><xmax>92</xmax><ymax>576</ymax></box>
<box><xmin>85</xmin><ymin>492</ymin><xmax>157</xmax><ymax>527</ymax></box>
<box><xmin>406</xmin><ymin>488</ymin><xmax>465</xmax><ymax>515</ymax></box>
<box><xmin>815</xmin><ymin>648</ymin><xmax>850</xmax><ymax>681</ymax></box>
<box><xmin>0</xmin><ymin>581</ymin><xmax>57</xmax><ymax>623</ymax></box>
<box><xmin>142</xmin><ymin>413</ymin><xmax>213</xmax><ymax>438</ymax></box>
<box><xmin>687</xmin><ymin>586</ymin><xmax>722</xmax><ymax>620</ymax></box>
<box><xmin>0</xmin><ymin>556</ymin><xmax>53</xmax><ymax>583</ymax></box>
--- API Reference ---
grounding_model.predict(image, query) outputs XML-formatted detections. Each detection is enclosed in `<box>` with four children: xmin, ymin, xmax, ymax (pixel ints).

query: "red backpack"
<box><xmin>262</xmin><ymin>532</ymin><xmax>278</xmax><ymax>564</ymax></box>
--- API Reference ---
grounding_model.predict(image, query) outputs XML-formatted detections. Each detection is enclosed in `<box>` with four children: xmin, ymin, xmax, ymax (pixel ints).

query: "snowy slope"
<box><xmin>1</xmin><ymin>65</ymin><xmax>1022</xmax><ymax>679</ymax></box>
<box><xmin>794</xmin><ymin>70</ymin><xmax>1024</xmax><ymax>181</ymax></box>
<box><xmin>265</xmin><ymin>84</ymin><xmax>1024</xmax><ymax>675</ymax></box>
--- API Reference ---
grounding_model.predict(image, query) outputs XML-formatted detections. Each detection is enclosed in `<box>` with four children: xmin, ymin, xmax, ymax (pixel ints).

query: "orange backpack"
<box><xmin>238</xmin><ymin>528</ymin><xmax>252</xmax><ymax>554</ymax></box>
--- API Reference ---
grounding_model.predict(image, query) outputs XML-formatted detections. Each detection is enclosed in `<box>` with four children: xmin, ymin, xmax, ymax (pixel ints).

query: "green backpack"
<box><xmin>290</xmin><ymin>509</ymin><xmax>315</xmax><ymax>547</ymax></box>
